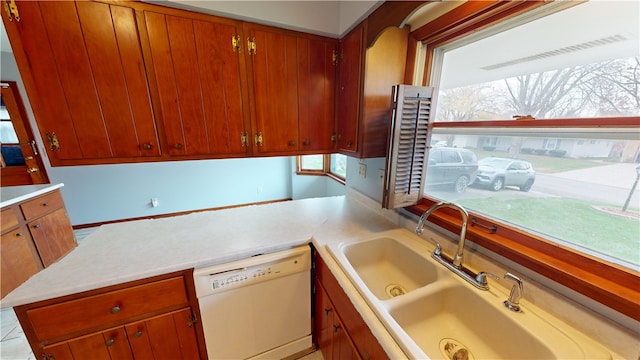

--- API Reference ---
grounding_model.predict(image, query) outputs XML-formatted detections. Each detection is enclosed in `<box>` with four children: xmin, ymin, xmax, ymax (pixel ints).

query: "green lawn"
<box><xmin>474</xmin><ymin>149</ymin><xmax>611</xmax><ymax>173</ymax></box>
<box><xmin>457</xmin><ymin>197</ymin><xmax>640</xmax><ymax>265</ymax></box>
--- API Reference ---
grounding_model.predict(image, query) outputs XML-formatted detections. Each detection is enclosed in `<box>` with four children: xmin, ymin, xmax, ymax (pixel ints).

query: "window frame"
<box><xmin>296</xmin><ymin>154</ymin><xmax>346</xmax><ymax>185</ymax></box>
<box><xmin>409</xmin><ymin>1</ymin><xmax>640</xmax><ymax>321</ymax></box>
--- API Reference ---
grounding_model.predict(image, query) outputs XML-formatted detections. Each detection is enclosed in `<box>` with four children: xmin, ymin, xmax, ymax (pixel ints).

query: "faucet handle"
<box><xmin>475</xmin><ymin>272</ymin><xmax>499</xmax><ymax>287</ymax></box>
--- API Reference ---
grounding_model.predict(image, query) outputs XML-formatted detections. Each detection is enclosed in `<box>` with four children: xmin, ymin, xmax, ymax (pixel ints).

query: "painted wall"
<box><xmin>345</xmin><ymin>157</ymin><xmax>386</xmax><ymax>202</ymax></box>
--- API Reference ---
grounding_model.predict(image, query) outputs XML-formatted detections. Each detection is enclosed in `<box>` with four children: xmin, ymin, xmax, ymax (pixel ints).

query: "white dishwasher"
<box><xmin>193</xmin><ymin>245</ymin><xmax>312</xmax><ymax>359</ymax></box>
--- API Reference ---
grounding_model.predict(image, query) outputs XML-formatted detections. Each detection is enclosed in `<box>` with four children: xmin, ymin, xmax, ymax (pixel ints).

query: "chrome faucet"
<box><xmin>416</xmin><ymin>201</ymin><xmax>469</xmax><ymax>268</ymax></box>
<box><xmin>416</xmin><ymin>202</ymin><xmax>490</xmax><ymax>290</ymax></box>
<box><xmin>503</xmin><ymin>272</ymin><xmax>524</xmax><ymax>312</ymax></box>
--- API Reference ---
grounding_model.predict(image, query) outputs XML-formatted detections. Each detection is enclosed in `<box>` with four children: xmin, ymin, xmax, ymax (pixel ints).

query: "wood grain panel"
<box><xmin>26</xmin><ymin>276</ymin><xmax>188</xmax><ymax>342</ymax></box>
<box><xmin>111</xmin><ymin>4</ymin><xmax>160</xmax><ymax>156</ymax></box>
<box><xmin>20</xmin><ymin>191</ymin><xmax>64</xmax><ymax>221</ymax></box>
<box><xmin>28</xmin><ymin>208</ymin><xmax>75</xmax><ymax>268</ymax></box>
<box><xmin>1</xmin><ymin>229</ymin><xmax>40</xmax><ymax>298</ymax></box>
<box><xmin>2</xmin><ymin>2</ymin><xmax>83</xmax><ymax>161</ymax></box>
<box><xmin>298</xmin><ymin>38</ymin><xmax>336</xmax><ymax>151</ymax></box>
<box><xmin>249</xmin><ymin>27</ymin><xmax>299</xmax><ymax>153</ymax></box>
<box><xmin>193</xmin><ymin>20</ymin><xmax>246</xmax><ymax>155</ymax></box>
<box><xmin>39</xmin><ymin>2</ymin><xmax>112</xmax><ymax>158</ymax></box>
<box><xmin>145</xmin><ymin>11</ymin><xmax>186</xmax><ymax>155</ymax></box>
<box><xmin>337</xmin><ymin>24</ymin><xmax>364</xmax><ymax>153</ymax></box>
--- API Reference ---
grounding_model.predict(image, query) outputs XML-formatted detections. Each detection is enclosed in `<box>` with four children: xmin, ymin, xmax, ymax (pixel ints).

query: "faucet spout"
<box><xmin>416</xmin><ymin>201</ymin><xmax>469</xmax><ymax>268</ymax></box>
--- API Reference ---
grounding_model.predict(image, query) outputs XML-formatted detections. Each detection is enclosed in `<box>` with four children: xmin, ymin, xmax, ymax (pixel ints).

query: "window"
<box><xmin>410</xmin><ymin>0</ymin><xmax>639</xmax><ymax>320</ymax></box>
<box><xmin>297</xmin><ymin>154</ymin><xmax>347</xmax><ymax>183</ymax></box>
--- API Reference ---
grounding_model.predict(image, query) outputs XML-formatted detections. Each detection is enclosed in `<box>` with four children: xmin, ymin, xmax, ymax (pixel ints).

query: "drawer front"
<box><xmin>27</xmin><ymin>276</ymin><xmax>189</xmax><ymax>341</ymax></box>
<box><xmin>1</xmin><ymin>208</ymin><xmax>19</xmax><ymax>233</ymax></box>
<box><xmin>20</xmin><ymin>191</ymin><xmax>65</xmax><ymax>220</ymax></box>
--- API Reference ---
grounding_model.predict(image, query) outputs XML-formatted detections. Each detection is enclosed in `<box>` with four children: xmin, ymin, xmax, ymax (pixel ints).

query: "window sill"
<box><xmin>406</xmin><ymin>199</ymin><xmax>640</xmax><ymax>322</ymax></box>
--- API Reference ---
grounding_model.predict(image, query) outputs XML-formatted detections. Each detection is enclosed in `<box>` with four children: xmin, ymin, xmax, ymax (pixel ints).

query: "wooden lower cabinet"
<box><xmin>1</xmin><ymin>190</ymin><xmax>75</xmax><ymax>298</ymax></box>
<box><xmin>315</xmin><ymin>280</ymin><xmax>361</xmax><ymax>360</ymax></box>
<box><xmin>314</xmin><ymin>254</ymin><xmax>388</xmax><ymax>360</ymax></box>
<box><xmin>42</xmin><ymin>308</ymin><xmax>199</xmax><ymax>360</ymax></box>
<box><xmin>16</xmin><ymin>270</ymin><xmax>207</xmax><ymax>360</ymax></box>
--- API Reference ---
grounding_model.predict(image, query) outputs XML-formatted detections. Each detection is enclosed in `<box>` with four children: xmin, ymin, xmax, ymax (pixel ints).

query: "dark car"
<box><xmin>425</xmin><ymin>147</ymin><xmax>478</xmax><ymax>193</ymax></box>
<box><xmin>475</xmin><ymin>157</ymin><xmax>535</xmax><ymax>191</ymax></box>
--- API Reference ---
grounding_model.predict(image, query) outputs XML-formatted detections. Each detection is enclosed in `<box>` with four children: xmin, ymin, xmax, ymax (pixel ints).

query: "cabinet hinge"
<box><xmin>247</xmin><ymin>37</ymin><xmax>257</xmax><ymax>55</ymax></box>
<box><xmin>332</xmin><ymin>49</ymin><xmax>338</xmax><ymax>66</ymax></box>
<box><xmin>232</xmin><ymin>34</ymin><xmax>241</xmax><ymax>52</ymax></box>
<box><xmin>46</xmin><ymin>132</ymin><xmax>61</xmax><ymax>151</ymax></box>
<box><xmin>255</xmin><ymin>132</ymin><xmax>263</xmax><ymax>146</ymax></box>
<box><xmin>41</xmin><ymin>354</ymin><xmax>54</xmax><ymax>360</ymax></box>
<box><xmin>3</xmin><ymin>0</ymin><xmax>19</xmax><ymax>22</ymax></box>
<box><xmin>187</xmin><ymin>313</ymin><xmax>198</xmax><ymax>328</ymax></box>
<box><xmin>240</xmin><ymin>132</ymin><xmax>248</xmax><ymax>147</ymax></box>
<box><xmin>331</xmin><ymin>133</ymin><xmax>337</xmax><ymax>143</ymax></box>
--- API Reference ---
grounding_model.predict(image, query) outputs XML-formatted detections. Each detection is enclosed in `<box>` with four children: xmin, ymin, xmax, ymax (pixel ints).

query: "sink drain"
<box><xmin>385</xmin><ymin>284</ymin><xmax>407</xmax><ymax>297</ymax></box>
<box><xmin>439</xmin><ymin>338</ymin><xmax>474</xmax><ymax>360</ymax></box>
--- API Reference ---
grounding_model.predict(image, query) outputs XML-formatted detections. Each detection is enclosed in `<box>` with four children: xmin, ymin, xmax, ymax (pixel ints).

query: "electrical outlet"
<box><xmin>358</xmin><ymin>163</ymin><xmax>367</xmax><ymax>178</ymax></box>
<box><xmin>151</xmin><ymin>198</ymin><xmax>158</xmax><ymax>207</ymax></box>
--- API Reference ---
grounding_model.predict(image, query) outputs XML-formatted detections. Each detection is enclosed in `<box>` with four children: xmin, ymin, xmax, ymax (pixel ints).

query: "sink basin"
<box><xmin>388</xmin><ymin>283</ymin><xmax>601</xmax><ymax>359</ymax></box>
<box><xmin>334</xmin><ymin>236</ymin><xmax>438</xmax><ymax>300</ymax></box>
<box><xmin>326</xmin><ymin>229</ymin><xmax>612</xmax><ymax>360</ymax></box>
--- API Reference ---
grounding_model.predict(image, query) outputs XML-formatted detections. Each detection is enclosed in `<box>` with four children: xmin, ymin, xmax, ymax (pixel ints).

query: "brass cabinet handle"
<box><xmin>133</xmin><ymin>330</ymin><xmax>143</xmax><ymax>338</ymax></box>
<box><xmin>333</xmin><ymin>324</ymin><xmax>341</xmax><ymax>333</ymax></box>
<box><xmin>42</xmin><ymin>202</ymin><xmax>49</xmax><ymax>207</ymax></box>
<box><xmin>15</xmin><ymin>232</ymin><xmax>23</xmax><ymax>237</ymax></box>
<box><xmin>288</xmin><ymin>140</ymin><xmax>296</xmax><ymax>146</ymax></box>
<box><xmin>110</xmin><ymin>305</ymin><xmax>121</xmax><ymax>314</ymax></box>
<box><xmin>324</xmin><ymin>307</ymin><xmax>332</xmax><ymax>316</ymax></box>
<box><xmin>303</xmin><ymin>139</ymin><xmax>310</xmax><ymax>146</ymax></box>
<box><xmin>105</xmin><ymin>338</ymin><xmax>116</xmax><ymax>347</ymax></box>
<box><xmin>141</xmin><ymin>143</ymin><xmax>152</xmax><ymax>150</ymax></box>
<box><xmin>32</xmin><ymin>224</ymin><xmax>41</xmax><ymax>229</ymax></box>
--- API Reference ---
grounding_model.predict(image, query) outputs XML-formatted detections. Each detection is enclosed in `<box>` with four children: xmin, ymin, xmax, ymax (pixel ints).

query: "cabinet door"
<box><xmin>337</xmin><ymin>24</ymin><xmax>364</xmax><ymax>153</ymax></box>
<box><xmin>1</xmin><ymin>227</ymin><xmax>41</xmax><ymax>297</ymax></box>
<box><xmin>297</xmin><ymin>37</ymin><xmax>337</xmax><ymax>152</ymax></box>
<box><xmin>42</xmin><ymin>327</ymin><xmax>133</xmax><ymax>360</ymax></box>
<box><xmin>144</xmin><ymin>12</ymin><xmax>249</xmax><ymax>156</ymax></box>
<box><xmin>29</xmin><ymin>208</ymin><xmax>75</xmax><ymax>268</ymax></box>
<box><xmin>315</xmin><ymin>281</ymin><xmax>335</xmax><ymax>360</ymax></box>
<box><xmin>2</xmin><ymin>1</ymin><xmax>159</xmax><ymax>164</ymax></box>
<box><xmin>246</xmin><ymin>25</ymin><xmax>300</xmax><ymax>153</ymax></box>
<box><xmin>126</xmin><ymin>308</ymin><xmax>200</xmax><ymax>359</ymax></box>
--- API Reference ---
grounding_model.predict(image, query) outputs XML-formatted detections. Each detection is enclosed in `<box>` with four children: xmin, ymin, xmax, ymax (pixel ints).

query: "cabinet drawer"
<box><xmin>1</xmin><ymin>208</ymin><xmax>19</xmax><ymax>233</ymax></box>
<box><xmin>26</xmin><ymin>276</ymin><xmax>189</xmax><ymax>341</ymax></box>
<box><xmin>20</xmin><ymin>191</ymin><xmax>65</xmax><ymax>220</ymax></box>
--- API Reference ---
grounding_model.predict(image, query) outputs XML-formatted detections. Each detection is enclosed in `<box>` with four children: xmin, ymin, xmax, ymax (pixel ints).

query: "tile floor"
<box><xmin>0</xmin><ymin>228</ymin><xmax>325</xmax><ymax>360</ymax></box>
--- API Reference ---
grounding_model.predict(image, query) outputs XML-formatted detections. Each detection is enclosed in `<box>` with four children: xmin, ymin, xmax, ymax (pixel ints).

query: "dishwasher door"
<box><xmin>194</xmin><ymin>245</ymin><xmax>312</xmax><ymax>359</ymax></box>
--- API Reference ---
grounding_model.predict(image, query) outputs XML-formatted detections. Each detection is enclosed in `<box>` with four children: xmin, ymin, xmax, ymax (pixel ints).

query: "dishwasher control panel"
<box><xmin>193</xmin><ymin>245</ymin><xmax>311</xmax><ymax>296</ymax></box>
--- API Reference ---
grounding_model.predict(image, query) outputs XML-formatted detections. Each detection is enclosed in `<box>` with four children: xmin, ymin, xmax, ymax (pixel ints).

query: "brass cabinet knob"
<box><xmin>288</xmin><ymin>140</ymin><xmax>296</xmax><ymax>146</ymax></box>
<box><xmin>173</xmin><ymin>143</ymin><xmax>183</xmax><ymax>150</ymax></box>
<box><xmin>105</xmin><ymin>338</ymin><xmax>116</xmax><ymax>347</ymax></box>
<box><xmin>141</xmin><ymin>143</ymin><xmax>152</xmax><ymax>150</ymax></box>
<box><xmin>110</xmin><ymin>305</ymin><xmax>121</xmax><ymax>314</ymax></box>
<box><xmin>303</xmin><ymin>139</ymin><xmax>310</xmax><ymax>146</ymax></box>
<box><xmin>133</xmin><ymin>330</ymin><xmax>143</xmax><ymax>338</ymax></box>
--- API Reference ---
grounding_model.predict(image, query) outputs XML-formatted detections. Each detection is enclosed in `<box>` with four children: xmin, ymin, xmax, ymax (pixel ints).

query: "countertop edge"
<box><xmin>0</xmin><ymin>183</ymin><xmax>64</xmax><ymax>208</ymax></box>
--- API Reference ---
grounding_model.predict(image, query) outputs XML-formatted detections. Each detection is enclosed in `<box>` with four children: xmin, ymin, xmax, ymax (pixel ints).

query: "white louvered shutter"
<box><xmin>382</xmin><ymin>85</ymin><xmax>435</xmax><ymax>209</ymax></box>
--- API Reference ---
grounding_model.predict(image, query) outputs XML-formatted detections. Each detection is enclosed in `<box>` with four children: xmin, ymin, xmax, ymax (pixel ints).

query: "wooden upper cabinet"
<box><xmin>337</xmin><ymin>23</ymin><xmax>365</xmax><ymax>154</ymax></box>
<box><xmin>244</xmin><ymin>24</ymin><xmax>337</xmax><ymax>154</ymax></box>
<box><xmin>143</xmin><ymin>11</ymin><xmax>250</xmax><ymax>156</ymax></box>
<box><xmin>337</xmin><ymin>21</ymin><xmax>410</xmax><ymax>158</ymax></box>
<box><xmin>2</xmin><ymin>1</ymin><xmax>160</xmax><ymax>165</ymax></box>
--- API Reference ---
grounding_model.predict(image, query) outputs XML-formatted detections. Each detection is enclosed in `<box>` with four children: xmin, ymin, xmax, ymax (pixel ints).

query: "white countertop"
<box><xmin>0</xmin><ymin>183</ymin><xmax>64</xmax><ymax>208</ymax></box>
<box><xmin>0</xmin><ymin>189</ymin><xmax>410</xmax><ymax>358</ymax></box>
<box><xmin>0</xmin><ymin>190</ymin><xmax>400</xmax><ymax>308</ymax></box>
